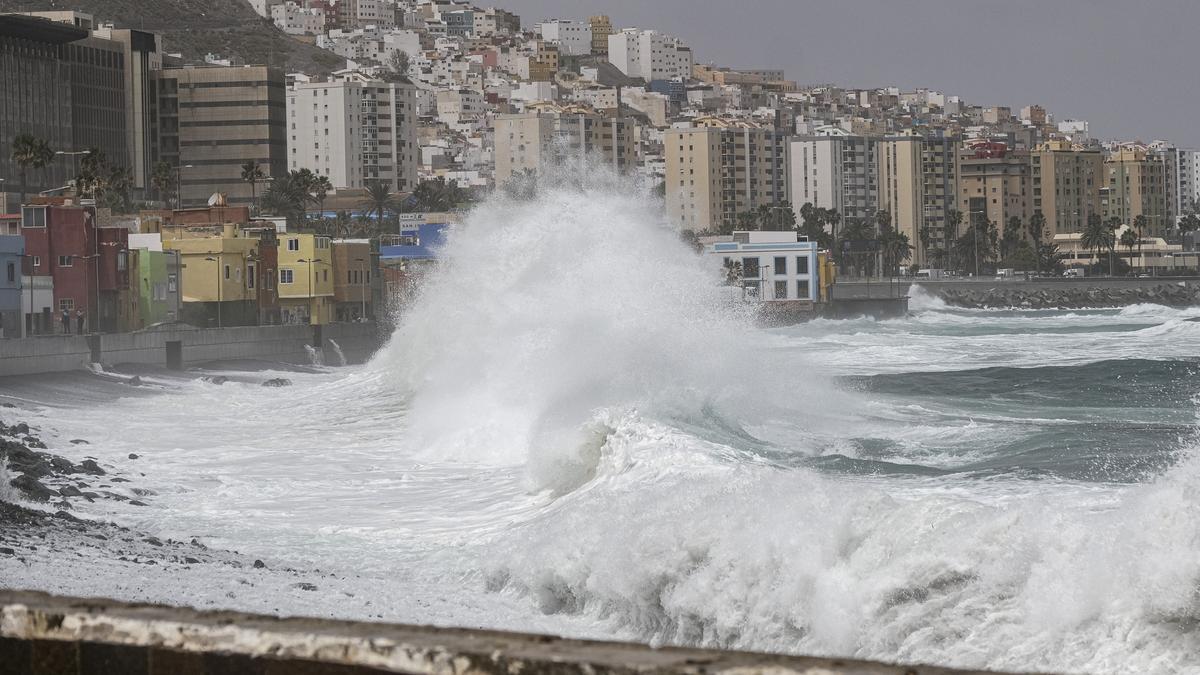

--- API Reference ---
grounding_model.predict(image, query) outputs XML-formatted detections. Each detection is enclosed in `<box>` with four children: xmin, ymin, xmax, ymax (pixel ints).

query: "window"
<box><xmin>797</xmin><ymin>279</ymin><xmax>810</xmax><ymax>299</ymax></box>
<box><xmin>224</xmin><ymin>265</ymin><xmax>231</xmax><ymax>280</ymax></box>
<box><xmin>21</xmin><ymin>206</ymin><xmax>46</xmax><ymax>228</ymax></box>
<box><xmin>6</xmin><ymin>262</ymin><xmax>13</xmax><ymax>283</ymax></box>
<box><xmin>323</xmin><ymin>269</ymin><xmax>328</xmax><ymax>282</ymax></box>
<box><xmin>774</xmin><ymin>280</ymin><xmax>787</xmax><ymax>299</ymax></box>
<box><xmin>168</xmin><ymin>274</ymin><xmax>177</xmax><ymax>293</ymax></box>
<box><xmin>31</xmin><ymin>256</ymin><xmax>40</xmax><ymax>268</ymax></box>
<box><xmin>58</xmin><ymin>255</ymin><xmax>73</xmax><ymax>267</ymax></box>
<box><xmin>742</xmin><ymin>257</ymin><xmax>759</xmax><ymax>278</ymax></box>
<box><xmin>796</xmin><ymin>256</ymin><xmax>809</xmax><ymax>275</ymax></box>
<box><xmin>280</xmin><ymin>269</ymin><xmax>294</xmax><ymax>284</ymax></box>
<box><xmin>773</xmin><ymin>256</ymin><xmax>786</xmax><ymax>275</ymax></box>
<box><xmin>247</xmin><ymin>265</ymin><xmax>256</xmax><ymax>289</ymax></box>
<box><xmin>287</xmin><ymin>238</ymin><xmax>300</xmax><ymax>251</ymax></box>
<box><xmin>59</xmin><ymin>298</ymin><xmax>74</xmax><ymax>312</ymax></box>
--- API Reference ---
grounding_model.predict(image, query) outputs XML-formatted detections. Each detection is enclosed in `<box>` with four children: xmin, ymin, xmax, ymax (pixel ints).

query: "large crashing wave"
<box><xmin>370</xmin><ymin>163</ymin><xmax>1200</xmax><ymax>673</ymax></box>
<box><xmin>374</xmin><ymin>164</ymin><xmax>848</xmax><ymax>490</ymax></box>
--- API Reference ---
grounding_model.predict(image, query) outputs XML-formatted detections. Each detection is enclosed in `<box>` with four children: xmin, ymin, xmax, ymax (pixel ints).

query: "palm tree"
<box><xmin>1120</xmin><ymin>228</ymin><xmax>1138</xmax><ymax>270</ymax></box>
<box><xmin>310</xmin><ymin>174</ymin><xmax>333</xmax><ymax>221</ymax></box>
<box><xmin>1028</xmin><ymin>211</ymin><xmax>1047</xmax><ymax>277</ymax></box>
<box><xmin>880</xmin><ymin>228</ymin><xmax>913</xmax><ymax>276</ymax></box>
<box><xmin>261</xmin><ymin>173</ymin><xmax>308</xmax><ymax>228</ymax></box>
<box><xmin>241</xmin><ymin>160</ymin><xmax>265</xmax><ymax>214</ymax></box>
<box><xmin>11</xmin><ymin>134</ymin><xmax>41</xmax><ymax>206</ymax></box>
<box><xmin>1132</xmin><ymin>214</ymin><xmax>1147</xmax><ymax>269</ymax></box>
<box><xmin>1081</xmin><ymin>214</ymin><xmax>1116</xmax><ymax>276</ymax></box>
<box><xmin>361</xmin><ymin>180</ymin><xmax>397</xmax><ymax>231</ymax></box>
<box><xmin>33</xmin><ymin>139</ymin><xmax>54</xmax><ymax>193</ymax></box>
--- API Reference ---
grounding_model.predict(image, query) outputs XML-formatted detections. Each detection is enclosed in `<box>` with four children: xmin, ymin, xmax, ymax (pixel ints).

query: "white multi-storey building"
<box><xmin>287</xmin><ymin>72</ymin><xmax>419</xmax><ymax>193</ymax></box>
<box><xmin>1167</xmin><ymin>148</ymin><xmax>1200</xmax><ymax>217</ymax></box>
<box><xmin>271</xmin><ymin>1</ymin><xmax>325</xmax><ymax>35</ymax></box>
<box><xmin>607</xmin><ymin>28</ymin><xmax>693</xmax><ymax>82</ymax></box>
<box><xmin>787</xmin><ymin>130</ymin><xmax>879</xmax><ymax>223</ymax></box>
<box><xmin>343</xmin><ymin>0</ymin><xmax>394</xmax><ymax>29</ymax></box>
<box><xmin>538</xmin><ymin>20</ymin><xmax>592</xmax><ymax>56</ymax></box>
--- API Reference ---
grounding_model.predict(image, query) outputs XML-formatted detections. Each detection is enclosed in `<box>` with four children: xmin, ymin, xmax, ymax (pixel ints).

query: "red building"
<box><xmin>20</xmin><ymin>202</ymin><xmax>130</xmax><ymax>333</ymax></box>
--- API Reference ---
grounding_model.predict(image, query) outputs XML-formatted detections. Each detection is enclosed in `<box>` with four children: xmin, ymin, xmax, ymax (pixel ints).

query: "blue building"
<box><xmin>379</xmin><ymin>222</ymin><xmax>450</xmax><ymax>263</ymax></box>
<box><xmin>708</xmin><ymin>231</ymin><xmax>820</xmax><ymax>302</ymax></box>
<box><xmin>0</xmin><ymin>235</ymin><xmax>24</xmax><ymax>338</ymax></box>
<box><xmin>648</xmin><ymin>79</ymin><xmax>686</xmax><ymax>105</ymax></box>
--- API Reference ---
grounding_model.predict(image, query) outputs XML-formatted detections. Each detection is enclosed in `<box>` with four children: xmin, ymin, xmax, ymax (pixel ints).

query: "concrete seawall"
<box><xmin>0</xmin><ymin>590</ymin><xmax>1016</xmax><ymax>675</ymax></box>
<box><xmin>0</xmin><ymin>323</ymin><xmax>386</xmax><ymax>377</ymax></box>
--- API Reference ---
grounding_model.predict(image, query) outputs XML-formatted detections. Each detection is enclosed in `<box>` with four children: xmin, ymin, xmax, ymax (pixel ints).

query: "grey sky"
<box><xmin>498</xmin><ymin>0</ymin><xmax>1199</xmax><ymax>147</ymax></box>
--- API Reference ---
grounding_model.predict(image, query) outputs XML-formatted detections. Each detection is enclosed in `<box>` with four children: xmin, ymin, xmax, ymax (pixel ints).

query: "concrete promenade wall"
<box><xmin>0</xmin><ymin>323</ymin><xmax>386</xmax><ymax>377</ymax></box>
<box><xmin>0</xmin><ymin>590</ymin><xmax>1012</xmax><ymax>675</ymax></box>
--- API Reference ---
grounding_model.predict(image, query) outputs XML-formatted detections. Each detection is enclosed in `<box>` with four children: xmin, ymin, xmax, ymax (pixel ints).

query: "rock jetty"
<box><xmin>936</xmin><ymin>282</ymin><xmax>1200</xmax><ymax>309</ymax></box>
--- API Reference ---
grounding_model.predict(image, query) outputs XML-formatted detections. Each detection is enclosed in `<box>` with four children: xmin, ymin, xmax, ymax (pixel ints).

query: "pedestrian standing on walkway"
<box><xmin>61</xmin><ymin>308</ymin><xmax>71</xmax><ymax>334</ymax></box>
<box><xmin>76</xmin><ymin>309</ymin><xmax>85</xmax><ymax>335</ymax></box>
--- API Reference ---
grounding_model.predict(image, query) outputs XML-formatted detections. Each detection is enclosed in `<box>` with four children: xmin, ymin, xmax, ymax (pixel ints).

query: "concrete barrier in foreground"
<box><xmin>0</xmin><ymin>590</ymin><xmax>1018</xmax><ymax>675</ymax></box>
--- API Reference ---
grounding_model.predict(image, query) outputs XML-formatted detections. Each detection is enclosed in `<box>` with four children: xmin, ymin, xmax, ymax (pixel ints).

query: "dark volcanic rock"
<box><xmin>10</xmin><ymin>474</ymin><xmax>54</xmax><ymax>501</ymax></box>
<box><xmin>70</xmin><ymin>439</ymin><xmax>90</xmax><ymax>445</ymax></box>
<box><xmin>202</xmin><ymin>375</ymin><xmax>229</xmax><ymax>385</ymax></box>
<box><xmin>262</xmin><ymin>378</ymin><xmax>293</xmax><ymax>388</ymax></box>
<box><xmin>79</xmin><ymin>459</ymin><xmax>106</xmax><ymax>475</ymax></box>
<box><xmin>128</xmin><ymin>453</ymin><xmax>140</xmax><ymax>460</ymax></box>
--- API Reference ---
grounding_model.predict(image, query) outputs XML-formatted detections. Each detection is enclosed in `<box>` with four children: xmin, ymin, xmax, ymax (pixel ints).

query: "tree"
<box><xmin>261</xmin><ymin>172</ymin><xmax>309</xmax><ymax>227</ymax></box>
<box><xmin>310</xmin><ymin>174</ymin><xmax>333</xmax><ymax>220</ymax></box>
<box><xmin>945</xmin><ymin>209</ymin><xmax>963</xmax><ymax>272</ymax></box>
<box><xmin>241</xmin><ymin>160</ymin><xmax>265</xmax><ymax>214</ymax></box>
<box><xmin>1081</xmin><ymin>213</ymin><xmax>1116</xmax><ymax>276</ymax></box>
<box><xmin>404</xmin><ymin>177</ymin><xmax>471</xmax><ymax>213</ymax></box>
<box><xmin>1120</xmin><ymin>228</ymin><xmax>1139</xmax><ymax>270</ymax></box>
<box><xmin>1179</xmin><ymin>213</ymin><xmax>1200</xmax><ymax>234</ymax></box>
<box><xmin>722</xmin><ymin>258</ymin><xmax>743</xmax><ymax>285</ymax></box>
<box><xmin>880</xmin><ymin>228</ymin><xmax>913</xmax><ymax>276</ymax></box>
<box><xmin>1001</xmin><ymin>216</ymin><xmax>1023</xmax><ymax>261</ymax></box>
<box><xmin>1028</xmin><ymin>211</ymin><xmax>1047</xmax><ymax>277</ymax></box>
<box><xmin>381</xmin><ymin>50</ymin><xmax>411</xmax><ymax>83</ymax></box>
<box><xmin>1132</xmin><ymin>214</ymin><xmax>1147</xmax><ymax>268</ymax></box>
<box><xmin>11</xmin><ymin>134</ymin><xmax>42</xmax><ymax>206</ymax></box>
<box><xmin>361</xmin><ymin>180</ymin><xmax>398</xmax><ymax>230</ymax></box>
<box><xmin>151</xmin><ymin>161</ymin><xmax>177</xmax><ymax>206</ymax></box>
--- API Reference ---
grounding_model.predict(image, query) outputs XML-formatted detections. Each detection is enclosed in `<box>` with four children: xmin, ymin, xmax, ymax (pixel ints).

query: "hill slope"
<box><xmin>0</xmin><ymin>0</ymin><xmax>342</xmax><ymax>73</ymax></box>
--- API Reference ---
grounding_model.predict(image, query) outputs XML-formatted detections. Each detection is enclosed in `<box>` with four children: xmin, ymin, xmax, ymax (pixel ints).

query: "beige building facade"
<box><xmin>665</xmin><ymin>120</ymin><xmax>788</xmax><ymax>233</ymax></box>
<box><xmin>958</xmin><ymin>142</ymin><xmax>1031</xmax><ymax>236</ymax></box>
<box><xmin>1102</xmin><ymin>145</ymin><xmax>1170</xmax><ymax>236</ymax></box>
<box><xmin>876</xmin><ymin>135</ymin><xmax>960</xmax><ymax>265</ymax></box>
<box><xmin>154</xmin><ymin>65</ymin><xmax>288</xmax><ymax>208</ymax></box>
<box><xmin>493</xmin><ymin>104</ymin><xmax>636</xmax><ymax>186</ymax></box>
<box><xmin>1031</xmin><ymin>140</ymin><xmax>1103</xmax><ymax>236</ymax></box>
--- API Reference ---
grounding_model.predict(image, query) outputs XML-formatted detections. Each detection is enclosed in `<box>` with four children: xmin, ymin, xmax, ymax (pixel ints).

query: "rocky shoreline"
<box><xmin>934</xmin><ymin>282</ymin><xmax>1200</xmax><ymax>310</ymax></box>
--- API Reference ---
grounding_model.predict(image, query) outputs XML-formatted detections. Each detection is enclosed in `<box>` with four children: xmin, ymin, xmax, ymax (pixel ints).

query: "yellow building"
<box><xmin>277</xmin><ymin>232</ymin><xmax>334</xmax><ymax>325</ymax></box>
<box><xmin>588</xmin><ymin>15</ymin><xmax>612</xmax><ymax>55</ymax></box>
<box><xmin>162</xmin><ymin>224</ymin><xmax>261</xmax><ymax>327</ymax></box>
<box><xmin>877</xmin><ymin>134</ymin><xmax>960</xmax><ymax>266</ymax></box>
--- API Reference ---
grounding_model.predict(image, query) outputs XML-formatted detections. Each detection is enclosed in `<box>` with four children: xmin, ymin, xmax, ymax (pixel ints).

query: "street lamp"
<box><xmin>55</xmin><ymin>150</ymin><xmax>90</xmax><ymax>192</ymax></box>
<box><xmin>176</xmin><ymin>164</ymin><xmax>194</xmax><ymax>209</ymax></box>
<box><xmin>354</xmin><ymin>256</ymin><xmax>368</xmax><ymax>320</ymax></box>
<box><xmin>204</xmin><ymin>255</ymin><xmax>222</xmax><ymax>328</ymax></box>
<box><xmin>297</xmin><ymin>258</ymin><xmax>329</xmax><ymax>325</ymax></box>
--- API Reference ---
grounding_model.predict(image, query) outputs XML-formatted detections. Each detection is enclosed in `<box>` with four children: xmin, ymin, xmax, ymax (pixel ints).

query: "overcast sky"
<box><xmin>498</xmin><ymin>0</ymin><xmax>1199</xmax><ymax>147</ymax></box>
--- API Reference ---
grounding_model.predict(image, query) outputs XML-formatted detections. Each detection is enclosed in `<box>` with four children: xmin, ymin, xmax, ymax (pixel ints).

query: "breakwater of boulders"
<box><xmin>934</xmin><ymin>282</ymin><xmax>1200</xmax><ymax>309</ymax></box>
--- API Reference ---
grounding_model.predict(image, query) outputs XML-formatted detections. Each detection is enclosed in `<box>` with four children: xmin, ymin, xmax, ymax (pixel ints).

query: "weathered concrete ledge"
<box><xmin>0</xmin><ymin>322</ymin><xmax>387</xmax><ymax>377</ymax></box>
<box><xmin>0</xmin><ymin>590</ymin><xmax>1017</xmax><ymax>675</ymax></box>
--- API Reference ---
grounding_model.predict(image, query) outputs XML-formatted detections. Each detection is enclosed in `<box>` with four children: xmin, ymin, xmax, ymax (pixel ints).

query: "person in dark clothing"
<box><xmin>61</xmin><ymin>308</ymin><xmax>70</xmax><ymax>334</ymax></box>
<box><xmin>76</xmin><ymin>310</ymin><xmax>85</xmax><ymax>335</ymax></box>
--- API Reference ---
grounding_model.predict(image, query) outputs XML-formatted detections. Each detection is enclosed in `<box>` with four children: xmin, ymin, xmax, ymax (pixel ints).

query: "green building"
<box><xmin>133</xmin><ymin>248</ymin><xmax>181</xmax><ymax>327</ymax></box>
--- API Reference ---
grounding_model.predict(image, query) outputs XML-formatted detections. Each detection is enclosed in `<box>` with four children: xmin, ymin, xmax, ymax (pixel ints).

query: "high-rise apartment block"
<box><xmin>287</xmin><ymin>72</ymin><xmax>418</xmax><ymax>193</ymax></box>
<box><xmin>664</xmin><ymin>120</ymin><xmax>788</xmax><ymax>232</ymax></box>
<box><xmin>493</xmin><ymin>104</ymin><xmax>636</xmax><ymax>186</ymax></box>
<box><xmin>1102</xmin><ymin>145</ymin><xmax>1170</xmax><ymax>235</ymax></box>
<box><xmin>608</xmin><ymin>29</ymin><xmax>693</xmax><ymax>82</ymax></box>
<box><xmin>1031</xmin><ymin>140</ymin><xmax>1104</xmax><ymax>236</ymax></box>
<box><xmin>154</xmin><ymin>65</ymin><xmax>289</xmax><ymax>208</ymax></box>
<box><xmin>876</xmin><ymin>134</ymin><xmax>959</xmax><ymax>264</ymax></box>
<box><xmin>958</xmin><ymin>141</ymin><xmax>1031</xmax><ymax>234</ymax></box>
<box><xmin>786</xmin><ymin>132</ymin><xmax>878</xmax><ymax>225</ymax></box>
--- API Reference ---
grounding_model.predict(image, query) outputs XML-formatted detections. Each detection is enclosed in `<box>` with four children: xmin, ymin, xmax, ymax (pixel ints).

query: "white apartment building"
<box><xmin>607</xmin><ymin>29</ymin><xmax>693</xmax><ymax>82</ymax></box>
<box><xmin>287</xmin><ymin>72</ymin><xmax>419</xmax><ymax>193</ymax></box>
<box><xmin>435</xmin><ymin>88</ymin><xmax>485</xmax><ymax>128</ymax></box>
<box><xmin>271</xmin><ymin>1</ymin><xmax>325</xmax><ymax>35</ymax></box>
<box><xmin>1167</xmin><ymin>148</ymin><xmax>1200</xmax><ymax>217</ymax></box>
<box><xmin>343</xmin><ymin>0</ymin><xmax>394</xmax><ymax>29</ymax></box>
<box><xmin>249</xmin><ymin>0</ymin><xmax>283</xmax><ymax>19</ymax></box>
<box><xmin>787</xmin><ymin>131</ymin><xmax>879</xmax><ymax>223</ymax></box>
<box><xmin>538</xmin><ymin>20</ymin><xmax>592</xmax><ymax>56</ymax></box>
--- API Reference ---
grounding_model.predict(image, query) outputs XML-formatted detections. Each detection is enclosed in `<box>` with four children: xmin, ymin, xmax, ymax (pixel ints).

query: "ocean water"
<box><xmin>6</xmin><ymin>171</ymin><xmax>1200</xmax><ymax>674</ymax></box>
